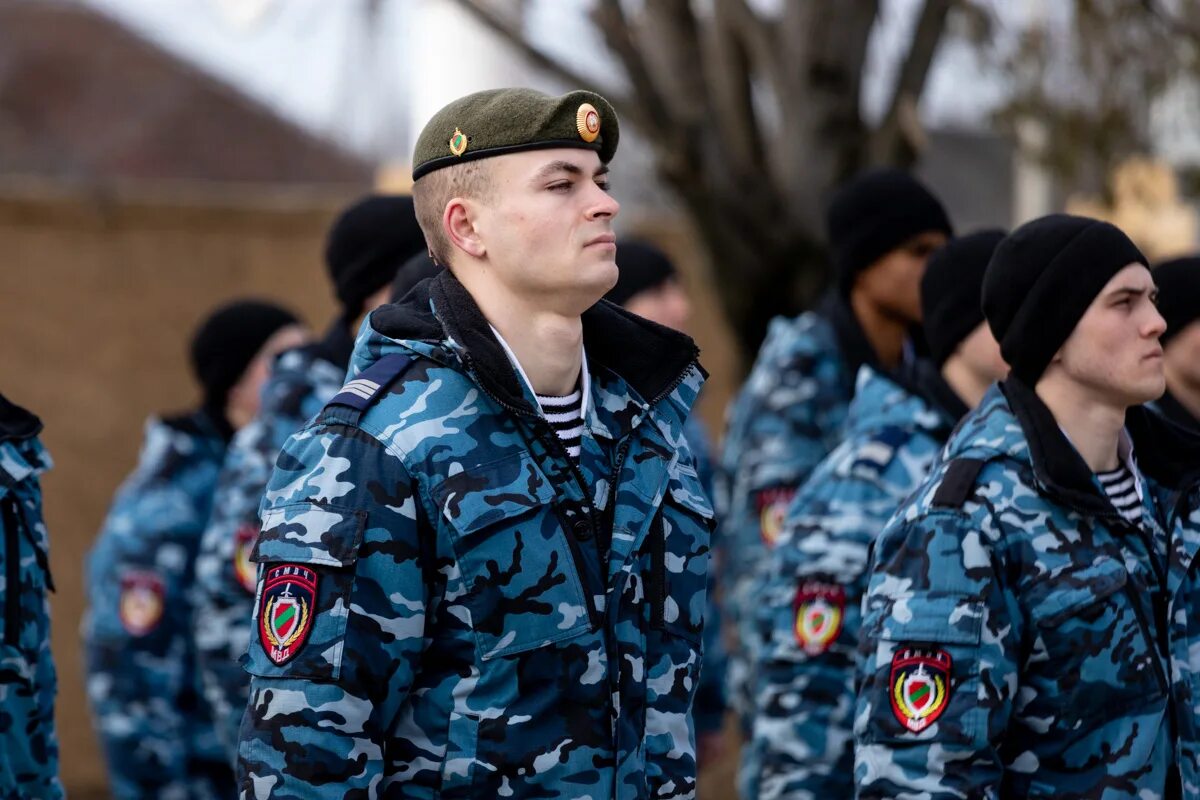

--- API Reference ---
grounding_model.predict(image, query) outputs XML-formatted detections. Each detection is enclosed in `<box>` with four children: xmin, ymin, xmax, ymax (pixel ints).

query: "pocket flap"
<box><xmin>1032</xmin><ymin>558</ymin><xmax>1128</xmax><ymax>628</ymax></box>
<box><xmin>435</xmin><ymin>454</ymin><xmax>556</xmax><ymax>536</ymax></box>
<box><xmin>868</xmin><ymin>593</ymin><xmax>984</xmax><ymax>646</ymax></box>
<box><xmin>254</xmin><ymin>502</ymin><xmax>365</xmax><ymax>567</ymax></box>
<box><xmin>666</xmin><ymin>461</ymin><xmax>714</xmax><ymax>521</ymax></box>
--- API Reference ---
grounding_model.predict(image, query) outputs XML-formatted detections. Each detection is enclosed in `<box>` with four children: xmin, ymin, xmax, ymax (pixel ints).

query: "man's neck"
<box><xmin>1035</xmin><ymin>374</ymin><xmax>1127</xmax><ymax>472</ymax></box>
<box><xmin>849</xmin><ymin>290</ymin><xmax>906</xmax><ymax>369</ymax></box>
<box><xmin>941</xmin><ymin>356</ymin><xmax>989</xmax><ymax>409</ymax></box>
<box><xmin>464</xmin><ymin>275</ymin><xmax>584</xmax><ymax>396</ymax></box>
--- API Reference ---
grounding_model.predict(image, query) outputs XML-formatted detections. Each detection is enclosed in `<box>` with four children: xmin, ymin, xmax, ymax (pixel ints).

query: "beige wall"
<box><xmin>0</xmin><ymin>182</ymin><xmax>743</xmax><ymax>795</ymax></box>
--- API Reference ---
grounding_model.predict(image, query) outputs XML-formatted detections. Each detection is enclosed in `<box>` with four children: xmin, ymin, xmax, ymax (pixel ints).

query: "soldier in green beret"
<box><xmin>237</xmin><ymin>87</ymin><xmax>712</xmax><ymax>799</ymax></box>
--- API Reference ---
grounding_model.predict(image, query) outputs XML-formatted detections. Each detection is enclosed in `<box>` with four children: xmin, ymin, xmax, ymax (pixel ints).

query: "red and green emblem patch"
<box><xmin>793</xmin><ymin>580</ymin><xmax>844</xmax><ymax>655</ymax></box>
<box><xmin>890</xmin><ymin>646</ymin><xmax>952</xmax><ymax>733</ymax></box>
<box><xmin>755</xmin><ymin>486</ymin><xmax>797</xmax><ymax>548</ymax></box>
<box><xmin>233</xmin><ymin>523</ymin><xmax>259</xmax><ymax>595</ymax></box>
<box><xmin>258</xmin><ymin>564</ymin><xmax>318</xmax><ymax>666</ymax></box>
<box><xmin>119</xmin><ymin>570</ymin><xmax>165</xmax><ymax>636</ymax></box>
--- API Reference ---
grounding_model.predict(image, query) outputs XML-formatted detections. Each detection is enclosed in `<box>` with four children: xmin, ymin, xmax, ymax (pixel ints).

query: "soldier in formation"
<box><xmin>748</xmin><ymin>230</ymin><xmax>1009</xmax><ymax>799</ymax></box>
<box><xmin>0</xmin><ymin>393</ymin><xmax>61</xmax><ymax>798</ymax></box>
<box><xmin>193</xmin><ymin>194</ymin><xmax>427</xmax><ymax>760</ymax></box>
<box><xmin>856</xmin><ymin>214</ymin><xmax>1200</xmax><ymax>798</ymax></box>
<box><xmin>1151</xmin><ymin>256</ymin><xmax>1200</xmax><ymax>432</ymax></box>
<box><xmin>718</xmin><ymin>168</ymin><xmax>951</xmax><ymax>795</ymax></box>
<box><xmin>84</xmin><ymin>300</ymin><xmax>305</xmax><ymax>798</ymax></box>
<box><xmin>235</xmin><ymin>87</ymin><xmax>712</xmax><ymax>798</ymax></box>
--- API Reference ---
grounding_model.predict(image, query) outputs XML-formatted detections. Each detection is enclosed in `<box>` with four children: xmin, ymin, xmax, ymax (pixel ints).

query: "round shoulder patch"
<box><xmin>259</xmin><ymin>564</ymin><xmax>319</xmax><ymax>666</ymax></box>
<box><xmin>119</xmin><ymin>570</ymin><xmax>165</xmax><ymax>636</ymax></box>
<box><xmin>576</xmin><ymin>103</ymin><xmax>600</xmax><ymax>143</ymax></box>
<box><xmin>755</xmin><ymin>486</ymin><xmax>797</xmax><ymax>548</ymax></box>
<box><xmin>890</xmin><ymin>646</ymin><xmax>952</xmax><ymax>733</ymax></box>
<box><xmin>793</xmin><ymin>580</ymin><xmax>844</xmax><ymax>655</ymax></box>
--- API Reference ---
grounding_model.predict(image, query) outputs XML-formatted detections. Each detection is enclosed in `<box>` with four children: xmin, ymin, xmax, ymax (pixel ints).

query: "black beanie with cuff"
<box><xmin>982</xmin><ymin>214</ymin><xmax>1147</xmax><ymax>385</ymax></box>
<box><xmin>921</xmin><ymin>229</ymin><xmax>1006</xmax><ymax>366</ymax></box>
<box><xmin>1153</xmin><ymin>256</ymin><xmax>1200</xmax><ymax>346</ymax></box>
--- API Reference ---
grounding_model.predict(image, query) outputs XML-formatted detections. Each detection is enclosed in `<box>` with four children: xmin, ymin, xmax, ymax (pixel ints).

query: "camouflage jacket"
<box><xmin>855</xmin><ymin>377</ymin><xmax>1200</xmax><ymax>799</ymax></box>
<box><xmin>237</xmin><ymin>271</ymin><xmax>713</xmax><ymax>799</ymax></box>
<box><xmin>0</xmin><ymin>396</ymin><xmax>61</xmax><ymax>799</ymax></box>
<box><xmin>748</xmin><ymin>364</ymin><xmax>961</xmax><ymax>800</ymax></box>
<box><xmin>715</xmin><ymin>294</ymin><xmax>875</xmax><ymax>799</ymax></box>
<box><xmin>193</xmin><ymin>323</ymin><xmax>352</xmax><ymax>761</ymax></box>
<box><xmin>84</xmin><ymin>410</ymin><xmax>234</xmax><ymax>799</ymax></box>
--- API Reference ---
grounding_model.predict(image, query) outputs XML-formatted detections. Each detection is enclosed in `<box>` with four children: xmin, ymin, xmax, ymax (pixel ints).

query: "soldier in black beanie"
<box><xmin>191</xmin><ymin>194</ymin><xmax>428</xmax><ymax>762</ymax></box>
<box><xmin>1152</xmin><ymin>256</ymin><xmax>1200</xmax><ymax>430</ymax></box>
<box><xmin>719</xmin><ymin>168</ymin><xmax>952</xmax><ymax>779</ymax></box>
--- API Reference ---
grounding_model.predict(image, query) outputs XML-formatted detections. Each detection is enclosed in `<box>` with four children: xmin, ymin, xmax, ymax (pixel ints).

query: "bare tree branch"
<box><xmin>452</xmin><ymin>0</ymin><xmax>641</xmax><ymax>125</ymax></box>
<box><xmin>868</xmin><ymin>0</ymin><xmax>954</xmax><ymax>164</ymax></box>
<box><xmin>590</xmin><ymin>0</ymin><xmax>674</xmax><ymax>138</ymax></box>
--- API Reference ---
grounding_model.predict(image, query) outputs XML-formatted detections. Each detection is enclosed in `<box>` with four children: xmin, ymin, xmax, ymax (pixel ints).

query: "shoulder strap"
<box><xmin>325</xmin><ymin>353</ymin><xmax>415</xmax><ymax>423</ymax></box>
<box><xmin>931</xmin><ymin>457</ymin><xmax>986</xmax><ymax>509</ymax></box>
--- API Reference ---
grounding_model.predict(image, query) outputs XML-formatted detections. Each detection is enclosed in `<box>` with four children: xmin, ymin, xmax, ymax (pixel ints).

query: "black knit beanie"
<box><xmin>605</xmin><ymin>240</ymin><xmax>677</xmax><ymax>307</ymax></box>
<box><xmin>921</xmin><ymin>229</ymin><xmax>1006</xmax><ymax>366</ymax></box>
<box><xmin>982</xmin><ymin>214</ymin><xmax>1147</xmax><ymax>385</ymax></box>
<box><xmin>826</xmin><ymin>168</ymin><xmax>953</xmax><ymax>296</ymax></box>
<box><xmin>190</xmin><ymin>299</ymin><xmax>300</xmax><ymax>418</ymax></box>
<box><xmin>325</xmin><ymin>195</ymin><xmax>427</xmax><ymax>318</ymax></box>
<box><xmin>390</xmin><ymin>251</ymin><xmax>444</xmax><ymax>303</ymax></box>
<box><xmin>1154</xmin><ymin>256</ymin><xmax>1200</xmax><ymax>346</ymax></box>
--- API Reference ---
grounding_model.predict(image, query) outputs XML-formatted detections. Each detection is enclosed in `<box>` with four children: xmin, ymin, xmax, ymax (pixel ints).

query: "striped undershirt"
<box><xmin>1098</xmin><ymin>463</ymin><xmax>1143</xmax><ymax>524</ymax></box>
<box><xmin>537</xmin><ymin>389</ymin><xmax>584</xmax><ymax>460</ymax></box>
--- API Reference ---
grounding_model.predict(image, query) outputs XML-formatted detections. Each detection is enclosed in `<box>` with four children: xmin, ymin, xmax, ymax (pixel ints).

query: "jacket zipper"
<box><xmin>3</xmin><ymin>497</ymin><xmax>21</xmax><ymax>647</ymax></box>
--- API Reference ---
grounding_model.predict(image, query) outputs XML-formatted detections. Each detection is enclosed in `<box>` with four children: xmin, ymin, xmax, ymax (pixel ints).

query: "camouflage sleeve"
<box><xmin>749</xmin><ymin>522</ymin><xmax>866</xmax><ymax>799</ymax></box>
<box><xmin>85</xmin><ymin>487</ymin><xmax>205</xmax><ymax>797</ymax></box>
<box><xmin>236</xmin><ymin>422</ymin><xmax>432</xmax><ymax>797</ymax></box>
<box><xmin>853</xmin><ymin>511</ymin><xmax>1020</xmax><ymax>800</ymax></box>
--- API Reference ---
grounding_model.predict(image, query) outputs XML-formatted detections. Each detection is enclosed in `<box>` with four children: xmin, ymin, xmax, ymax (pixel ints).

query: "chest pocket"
<box><xmin>2</xmin><ymin>492</ymin><xmax>51</xmax><ymax>654</ymax></box>
<box><xmin>648</xmin><ymin>461</ymin><xmax>714</xmax><ymax>645</ymax></box>
<box><xmin>435</xmin><ymin>453</ymin><xmax>591</xmax><ymax>660</ymax></box>
<box><xmin>244</xmin><ymin>501</ymin><xmax>364</xmax><ymax>681</ymax></box>
<box><xmin>1025</xmin><ymin>557</ymin><xmax>1165</xmax><ymax>726</ymax></box>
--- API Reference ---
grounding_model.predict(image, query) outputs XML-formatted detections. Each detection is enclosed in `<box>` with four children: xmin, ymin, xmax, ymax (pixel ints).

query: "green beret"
<box><xmin>412</xmin><ymin>88</ymin><xmax>619</xmax><ymax>180</ymax></box>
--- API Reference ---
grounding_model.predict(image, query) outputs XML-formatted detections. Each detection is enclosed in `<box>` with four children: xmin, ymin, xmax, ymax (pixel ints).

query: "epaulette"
<box><xmin>327</xmin><ymin>353</ymin><xmax>415</xmax><ymax>419</ymax></box>
<box><xmin>931</xmin><ymin>458</ymin><xmax>986</xmax><ymax>508</ymax></box>
<box><xmin>850</xmin><ymin>425</ymin><xmax>909</xmax><ymax>475</ymax></box>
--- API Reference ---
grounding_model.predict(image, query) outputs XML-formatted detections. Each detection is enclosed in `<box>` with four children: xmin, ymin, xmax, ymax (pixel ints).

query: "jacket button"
<box><xmin>572</xmin><ymin>518</ymin><xmax>593</xmax><ymax>540</ymax></box>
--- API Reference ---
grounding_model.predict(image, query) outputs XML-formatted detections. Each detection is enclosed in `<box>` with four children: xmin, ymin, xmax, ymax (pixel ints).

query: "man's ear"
<box><xmin>444</xmin><ymin>198</ymin><xmax>485</xmax><ymax>259</ymax></box>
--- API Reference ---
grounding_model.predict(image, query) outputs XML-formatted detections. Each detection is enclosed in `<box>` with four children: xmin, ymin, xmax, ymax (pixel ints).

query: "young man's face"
<box><xmin>855</xmin><ymin>231</ymin><xmax>948</xmax><ymax>323</ymax></box>
<box><xmin>623</xmin><ymin>278</ymin><xmax>691</xmax><ymax>334</ymax></box>
<box><xmin>956</xmin><ymin>320</ymin><xmax>1008</xmax><ymax>385</ymax></box>
<box><xmin>471</xmin><ymin>148</ymin><xmax>619</xmax><ymax>311</ymax></box>
<box><xmin>1052</xmin><ymin>263</ymin><xmax>1167</xmax><ymax>407</ymax></box>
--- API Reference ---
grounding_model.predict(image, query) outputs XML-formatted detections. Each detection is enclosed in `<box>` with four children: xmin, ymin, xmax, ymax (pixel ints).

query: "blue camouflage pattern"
<box><xmin>715</xmin><ymin>309</ymin><xmax>856</xmax><ymax>795</ymax></box>
<box><xmin>748</xmin><ymin>366</ymin><xmax>956</xmax><ymax>799</ymax></box>
<box><xmin>0</xmin><ymin>402</ymin><xmax>61</xmax><ymax>799</ymax></box>
<box><xmin>84</xmin><ymin>410</ymin><xmax>235</xmax><ymax>798</ymax></box>
<box><xmin>236</xmin><ymin>278</ymin><xmax>712</xmax><ymax>798</ymax></box>
<box><xmin>194</xmin><ymin>342</ymin><xmax>347</xmax><ymax>762</ymax></box>
<box><xmin>855</xmin><ymin>380</ymin><xmax>1200</xmax><ymax>799</ymax></box>
<box><xmin>683</xmin><ymin>414</ymin><xmax>727</xmax><ymax>741</ymax></box>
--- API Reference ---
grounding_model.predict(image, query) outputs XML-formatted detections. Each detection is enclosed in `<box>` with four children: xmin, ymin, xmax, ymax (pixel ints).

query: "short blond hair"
<box><xmin>412</xmin><ymin>160</ymin><xmax>493</xmax><ymax>267</ymax></box>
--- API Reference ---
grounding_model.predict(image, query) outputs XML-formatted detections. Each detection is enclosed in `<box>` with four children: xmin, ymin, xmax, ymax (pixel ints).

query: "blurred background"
<box><xmin>2</xmin><ymin>0</ymin><xmax>1200</xmax><ymax>795</ymax></box>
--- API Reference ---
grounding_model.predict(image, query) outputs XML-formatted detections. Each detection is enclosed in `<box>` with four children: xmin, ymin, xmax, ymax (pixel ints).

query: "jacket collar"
<box><xmin>1001</xmin><ymin>376</ymin><xmax>1200</xmax><ymax>513</ymax></box>
<box><xmin>0</xmin><ymin>394</ymin><xmax>41</xmax><ymax>445</ymax></box>
<box><xmin>1155</xmin><ymin>390</ymin><xmax>1200</xmax><ymax>435</ymax></box>
<box><xmin>818</xmin><ymin>290</ymin><xmax>879</xmax><ymax>382</ymax></box>
<box><xmin>371</xmin><ymin>269</ymin><xmax>702</xmax><ymax>416</ymax></box>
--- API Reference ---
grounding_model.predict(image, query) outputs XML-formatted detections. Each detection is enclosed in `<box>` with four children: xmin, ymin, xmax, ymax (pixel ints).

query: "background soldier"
<box><xmin>84</xmin><ymin>300</ymin><xmax>305</xmax><ymax>798</ymax></box>
<box><xmin>855</xmin><ymin>215</ymin><xmax>1200</xmax><ymax>798</ymax></box>
<box><xmin>717</xmin><ymin>168</ymin><xmax>951</xmax><ymax>794</ymax></box>
<box><xmin>193</xmin><ymin>195</ymin><xmax>427</xmax><ymax>760</ymax></box>
<box><xmin>236</xmin><ymin>87</ymin><xmax>712</xmax><ymax>798</ymax></box>
<box><xmin>0</xmin><ymin>394</ymin><xmax>61</xmax><ymax>798</ymax></box>
<box><xmin>1150</xmin><ymin>256</ymin><xmax>1200</xmax><ymax>431</ymax></box>
<box><xmin>748</xmin><ymin>230</ymin><xmax>1008</xmax><ymax>799</ymax></box>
